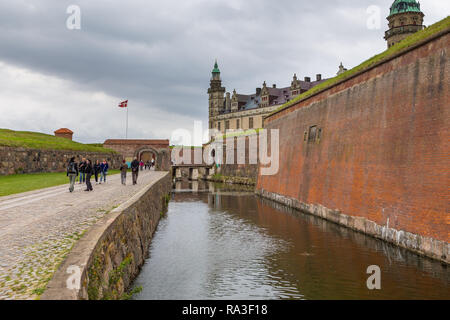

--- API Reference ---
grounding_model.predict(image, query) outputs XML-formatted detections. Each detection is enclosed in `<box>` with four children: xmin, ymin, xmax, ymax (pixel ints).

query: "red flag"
<box><xmin>118</xmin><ymin>100</ymin><xmax>128</xmax><ymax>108</ymax></box>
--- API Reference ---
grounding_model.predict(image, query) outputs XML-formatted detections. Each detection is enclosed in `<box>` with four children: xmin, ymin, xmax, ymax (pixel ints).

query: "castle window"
<box><xmin>225</xmin><ymin>120</ymin><xmax>230</xmax><ymax>130</ymax></box>
<box><xmin>249</xmin><ymin>117</ymin><xmax>254</xmax><ymax>129</ymax></box>
<box><xmin>218</xmin><ymin>122</ymin><xmax>221</xmax><ymax>131</ymax></box>
<box><xmin>236</xmin><ymin>119</ymin><xmax>240</xmax><ymax>129</ymax></box>
<box><xmin>308</xmin><ymin>125</ymin><xmax>317</xmax><ymax>143</ymax></box>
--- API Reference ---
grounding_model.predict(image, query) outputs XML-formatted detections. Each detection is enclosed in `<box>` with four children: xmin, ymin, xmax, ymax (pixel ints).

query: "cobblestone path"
<box><xmin>0</xmin><ymin>170</ymin><xmax>168</xmax><ymax>300</ymax></box>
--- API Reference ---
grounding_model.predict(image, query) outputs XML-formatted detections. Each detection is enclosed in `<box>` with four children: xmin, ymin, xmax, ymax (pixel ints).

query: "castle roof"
<box><xmin>230</xmin><ymin>78</ymin><xmax>327</xmax><ymax>112</ymax></box>
<box><xmin>54</xmin><ymin>128</ymin><xmax>73</xmax><ymax>134</ymax></box>
<box><xmin>103</xmin><ymin>139</ymin><xmax>169</xmax><ymax>145</ymax></box>
<box><xmin>389</xmin><ymin>0</ymin><xmax>423</xmax><ymax>17</ymax></box>
<box><xmin>212</xmin><ymin>60</ymin><xmax>220</xmax><ymax>74</ymax></box>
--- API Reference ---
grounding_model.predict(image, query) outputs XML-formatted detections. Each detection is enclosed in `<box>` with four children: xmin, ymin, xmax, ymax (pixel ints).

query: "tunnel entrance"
<box><xmin>137</xmin><ymin>148</ymin><xmax>158</xmax><ymax>169</ymax></box>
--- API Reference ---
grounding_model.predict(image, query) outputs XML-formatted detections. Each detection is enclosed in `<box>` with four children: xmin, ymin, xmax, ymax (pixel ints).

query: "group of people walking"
<box><xmin>67</xmin><ymin>157</ymin><xmax>109</xmax><ymax>192</ymax></box>
<box><xmin>67</xmin><ymin>156</ymin><xmax>152</xmax><ymax>192</ymax></box>
<box><xmin>141</xmin><ymin>159</ymin><xmax>155</xmax><ymax>171</ymax></box>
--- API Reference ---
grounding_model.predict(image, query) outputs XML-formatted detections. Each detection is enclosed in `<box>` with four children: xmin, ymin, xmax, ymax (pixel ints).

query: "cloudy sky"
<box><xmin>0</xmin><ymin>0</ymin><xmax>448</xmax><ymax>144</ymax></box>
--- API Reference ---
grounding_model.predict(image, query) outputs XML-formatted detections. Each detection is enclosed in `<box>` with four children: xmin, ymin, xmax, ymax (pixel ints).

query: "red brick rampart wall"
<box><xmin>257</xmin><ymin>32</ymin><xmax>449</xmax><ymax>245</ymax></box>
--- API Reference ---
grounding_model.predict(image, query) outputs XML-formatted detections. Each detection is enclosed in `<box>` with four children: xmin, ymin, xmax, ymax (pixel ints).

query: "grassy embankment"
<box><xmin>269</xmin><ymin>16</ymin><xmax>450</xmax><ymax>116</ymax></box>
<box><xmin>0</xmin><ymin>128</ymin><xmax>120</xmax><ymax>196</ymax></box>
<box><xmin>0</xmin><ymin>170</ymin><xmax>121</xmax><ymax>197</ymax></box>
<box><xmin>0</xmin><ymin>128</ymin><xmax>116</xmax><ymax>153</ymax></box>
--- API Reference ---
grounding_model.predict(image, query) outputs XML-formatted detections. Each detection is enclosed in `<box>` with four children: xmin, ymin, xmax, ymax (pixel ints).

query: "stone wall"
<box><xmin>210</xmin><ymin>135</ymin><xmax>260</xmax><ymax>185</ymax></box>
<box><xmin>257</xmin><ymin>31</ymin><xmax>449</xmax><ymax>263</ymax></box>
<box><xmin>41</xmin><ymin>172</ymin><xmax>172</xmax><ymax>300</ymax></box>
<box><xmin>171</xmin><ymin>141</ymin><xmax>258</xmax><ymax>185</ymax></box>
<box><xmin>0</xmin><ymin>146</ymin><xmax>122</xmax><ymax>175</ymax></box>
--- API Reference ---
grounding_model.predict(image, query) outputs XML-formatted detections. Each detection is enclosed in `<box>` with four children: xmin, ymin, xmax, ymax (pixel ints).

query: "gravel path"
<box><xmin>0</xmin><ymin>170</ymin><xmax>168</xmax><ymax>300</ymax></box>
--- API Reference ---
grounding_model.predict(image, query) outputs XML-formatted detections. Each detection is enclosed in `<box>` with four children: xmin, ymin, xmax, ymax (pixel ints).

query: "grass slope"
<box><xmin>0</xmin><ymin>170</ymin><xmax>120</xmax><ymax>197</ymax></box>
<box><xmin>270</xmin><ymin>16</ymin><xmax>450</xmax><ymax>116</ymax></box>
<box><xmin>0</xmin><ymin>129</ymin><xmax>116</xmax><ymax>153</ymax></box>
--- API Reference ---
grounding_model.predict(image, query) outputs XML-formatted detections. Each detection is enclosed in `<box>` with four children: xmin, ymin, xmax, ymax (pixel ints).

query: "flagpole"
<box><xmin>126</xmin><ymin>105</ymin><xmax>128</xmax><ymax>139</ymax></box>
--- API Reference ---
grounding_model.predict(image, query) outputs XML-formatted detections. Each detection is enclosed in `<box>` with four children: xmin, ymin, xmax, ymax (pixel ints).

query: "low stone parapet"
<box><xmin>41</xmin><ymin>172</ymin><xmax>171</xmax><ymax>300</ymax></box>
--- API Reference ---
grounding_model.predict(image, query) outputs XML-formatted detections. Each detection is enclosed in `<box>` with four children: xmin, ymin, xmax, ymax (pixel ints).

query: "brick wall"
<box><xmin>257</xmin><ymin>32</ymin><xmax>449</xmax><ymax>247</ymax></box>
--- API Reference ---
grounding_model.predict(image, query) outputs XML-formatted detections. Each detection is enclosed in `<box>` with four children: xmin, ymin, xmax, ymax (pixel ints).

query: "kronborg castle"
<box><xmin>208</xmin><ymin>0</ymin><xmax>426</xmax><ymax>134</ymax></box>
<box><xmin>208</xmin><ymin>61</ymin><xmax>327</xmax><ymax>134</ymax></box>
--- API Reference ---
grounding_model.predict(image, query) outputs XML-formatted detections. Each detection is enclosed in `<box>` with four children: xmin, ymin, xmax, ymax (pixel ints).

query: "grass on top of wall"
<box><xmin>0</xmin><ymin>170</ymin><xmax>120</xmax><ymax>197</ymax></box>
<box><xmin>269</xmin><ymin>16</ymin><xmax>450</xmax><ymax>117</ymax></box>
<box><xmin>0</xmin><ymin>129</ymin><xmax>117</xmax><ymax>153</ymax></box>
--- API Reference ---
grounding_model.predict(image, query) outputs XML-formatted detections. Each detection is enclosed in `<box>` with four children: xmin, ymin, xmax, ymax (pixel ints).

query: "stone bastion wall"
<box><xmin>41</xmin><ymin>172</ymin><xmax>172</xmax><ymax>300</ymax></box>
<box><xmin>0</xmin><ymin>146</ymin><xmax>123</xmax><ymax>175</ymax></box>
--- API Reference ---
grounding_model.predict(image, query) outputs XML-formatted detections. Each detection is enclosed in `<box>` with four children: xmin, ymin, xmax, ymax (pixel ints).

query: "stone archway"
<box><xmin>134</xmin><ymin>146</ymin><xmax>160</xmax><ymax>169</ymax></box>
<box><xmin>103</xmin><ymin>139</ymin><xmax>171</xmax><ymax>171</ymax></box>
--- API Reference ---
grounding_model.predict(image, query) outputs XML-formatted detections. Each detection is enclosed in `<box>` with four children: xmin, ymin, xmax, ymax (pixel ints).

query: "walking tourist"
<box><xmin>78</xmin><ymin>157</ymin><xmax>86</xmax><ymax>184</ymax></box>
<box><xmin>67</xmin><ymin>157</ymin><xmax>79</xmax><ymax>193</ymax></box>
<box><xmin>85</xmin><ymin>159</ymin><xmax>94</xmax><ymax>192</ymax></box>
<box><xmin>93</xmin><ymin>160</ymin><xmax>101</xmax><ymax>184</ymax></box>
<box><xmin>151</xmin><ymin>158</ymin><xmax>155</xmax><ymax>169</ymax></box>
<box><xmin>131</xmin><ymin>157</ymin><xmax>140</xmax><ymax>185</ymax></box>
<box><xmin>100</xmin><ymin>159</ymin><xmax>109</xmax><ymax>184</ymax></box>
<box><xmin>139</xmin><ymin>160</ymin><xmax>144</xmax><ymax>171</ymax></box>
<box><xmin>120</xmin><ymin>160</ymin><xmax>128</xmax><ymax>185</ymax></box>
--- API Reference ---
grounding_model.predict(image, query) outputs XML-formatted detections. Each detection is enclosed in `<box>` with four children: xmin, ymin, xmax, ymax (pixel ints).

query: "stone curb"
<box><xmin>41</xmin><ymin>172</ymin><xmax>171</xmax><ymax>300</ymax></box>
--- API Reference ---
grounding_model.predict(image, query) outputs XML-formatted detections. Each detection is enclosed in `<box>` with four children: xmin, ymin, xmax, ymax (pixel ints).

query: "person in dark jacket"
<box><xmin>93</xmin><ymin>160</ymin><xmax>101</xmax><ymax>184</ymax></box>
<box><xmin>78</xmin><ymin>158</ymin><xmax>86</xmax><ymax>184</ymax></box>
<box><xmin>131</xmin><ymin>157</ymin><xmax>140</xmax><ymax>185</ymax></box>
<box><xmin>120</xmin><ymin>160</ymin><xmax>128</xmax><ymax>185</ymax></box>
<box><xmin>67</xmin><ymin>157</ymin><xmax>79</xmax><ymax>193</ymax></box>
<box><xmin>84</xmin><ymin>159</ymin><xmax>94</xmax><ymax>191</ymax></box>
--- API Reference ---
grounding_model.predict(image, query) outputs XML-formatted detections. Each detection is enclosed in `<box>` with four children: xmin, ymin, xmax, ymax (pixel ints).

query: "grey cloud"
<box><xmin>0</xmin><ymin>0</ymin><xmax>448</xmax><ymax>141</ymax></box>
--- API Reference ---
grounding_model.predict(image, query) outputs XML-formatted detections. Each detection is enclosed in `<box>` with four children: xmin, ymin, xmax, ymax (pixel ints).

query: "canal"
<box><xmin>133</xmin><ymin>181</ymin><xmax>449</xmax><ymax>300</ymax></box>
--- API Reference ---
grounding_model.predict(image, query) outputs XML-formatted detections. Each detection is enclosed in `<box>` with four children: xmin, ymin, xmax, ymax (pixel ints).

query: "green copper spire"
<box><xmin>212</xmin><ymin>59</ymin><xmax>220</xmax><ymax>74</ymax></box>
<box><xmin>389</xmin><ymin>0</ymin><xmax>422</xmax><ymax>17</ymax></box>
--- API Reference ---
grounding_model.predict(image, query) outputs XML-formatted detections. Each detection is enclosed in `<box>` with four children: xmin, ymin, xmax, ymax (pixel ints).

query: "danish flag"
<box><xmin>118</xmin><ymin>100</ymin><xmax>128</xmax><ymax>108</ymax></box>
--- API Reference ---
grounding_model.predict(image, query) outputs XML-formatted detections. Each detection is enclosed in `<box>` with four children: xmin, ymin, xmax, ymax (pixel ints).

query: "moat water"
<box><xmin>133</xmin><ymin>181</ymin><xmax>449</xmax><ymax>300</ymax></box>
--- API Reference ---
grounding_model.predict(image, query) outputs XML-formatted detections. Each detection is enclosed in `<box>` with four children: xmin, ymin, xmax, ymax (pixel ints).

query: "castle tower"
<box><xmin>207</xmin><ymin>60</ymin><xmax>225</xmax><ymax>129</ymax></box>
<box><xmin>384</xmin><ymin>0</ymin><xmax>424</xmax><ymax>48</ymax></box>
<box><xmin>290</xmin><ymin>74</ymin><xmax>301</xmax><ymax>96</ymax></box>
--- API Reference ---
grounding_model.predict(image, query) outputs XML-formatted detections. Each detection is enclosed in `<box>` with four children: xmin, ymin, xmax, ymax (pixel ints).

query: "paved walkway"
<box><xmin>0</xmin><ymin>170</ymin><xmax>168</xmax><ymax>300</ymax></box>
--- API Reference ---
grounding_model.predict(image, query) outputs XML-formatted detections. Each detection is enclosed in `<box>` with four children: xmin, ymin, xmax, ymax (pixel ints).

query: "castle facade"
<box><xmin>207</xmin><ymin>60</ymin><xmax>326</xmax><ymax>135</ymax></box>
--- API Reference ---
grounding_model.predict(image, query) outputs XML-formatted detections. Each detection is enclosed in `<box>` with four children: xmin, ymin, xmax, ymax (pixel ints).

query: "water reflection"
<box><xmin>133</xmin><ymin>182</ymin><xmax>449</xmax><ymax>300</ymax></box>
